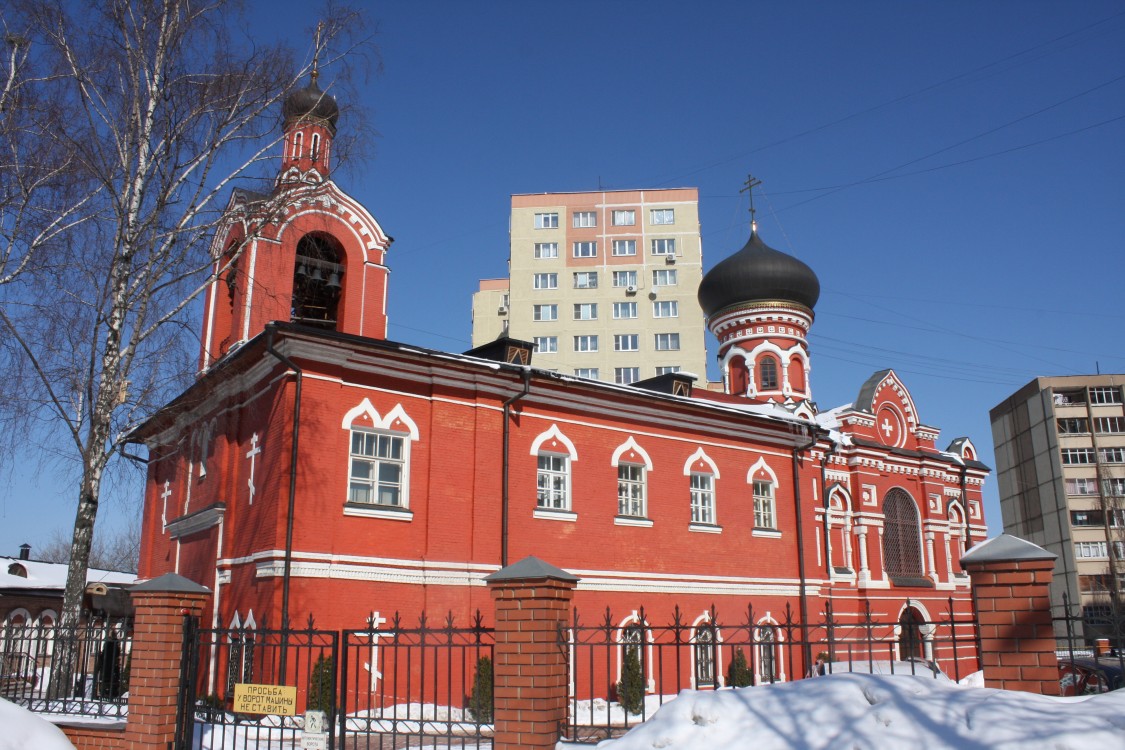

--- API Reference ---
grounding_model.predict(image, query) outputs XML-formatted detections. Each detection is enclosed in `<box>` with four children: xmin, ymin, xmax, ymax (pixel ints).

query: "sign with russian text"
<box><xmin>232</xmin><ymin>683</ymin><xmax>297</xmax><ymax>715</ymax></box>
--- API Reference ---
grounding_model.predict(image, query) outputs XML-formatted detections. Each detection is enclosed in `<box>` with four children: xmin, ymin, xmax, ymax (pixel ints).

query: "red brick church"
<box><xmin>131</xmin><ymin>77</ymin><xmax>989</xmax><ymax>684</ymax></box>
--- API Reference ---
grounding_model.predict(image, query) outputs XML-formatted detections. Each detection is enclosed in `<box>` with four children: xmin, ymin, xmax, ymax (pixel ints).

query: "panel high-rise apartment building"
<box><xmin>472</xmin><ymin>189</ymin><xmax>706</xmax><ymax>384</ymax></box>
<box><xmin>991</xmin><ymin>375</ymin><xmax>1125</xmax><ymax>629</ymax></box>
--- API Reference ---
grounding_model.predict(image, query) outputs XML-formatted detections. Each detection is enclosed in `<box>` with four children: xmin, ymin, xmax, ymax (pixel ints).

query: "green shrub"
<box><xmin>727</xmin><ymin>647</ymin><xmax>753</xmax><ymax>688</ymax></box>
<box><xmin>468</xmin><ymin>656</ymin><xmax>494</xmax><ymax>723</ymax></box>
<box><xmin>308</xmin><ymin>654</ymin><xmax>334</xmax><ymax>713</ymax></box>
<box><xmin>616</xmin><ymin>648</ymin><xmax>645</xmax><ymax>715</ymax></box>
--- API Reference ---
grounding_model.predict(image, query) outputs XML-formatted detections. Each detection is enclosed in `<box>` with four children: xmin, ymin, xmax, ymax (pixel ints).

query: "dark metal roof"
<box><xmin>697</xmin><ymin>229</ymin><xmax>820</xmax><ymax>316</ymax></box>
<box><xmin>853</xmin><ymin>369</ymin><xmax>893</xmax><ymax>414</ymax></box>
<box><xmin>132</xmin><ymin>572</ymin><xmax>211</xmax><ymax>593</ymax></box>
<box><xmin>484</xmin><ymin>556</ymin><xmax>579</xmax><ymax>583</ymax></box>
<box><xmin>283</xmin><ymin>79</ymin><xmax>339</xmax><ymax>133</ymax></box>
<box><xmin>961</xmin><ymin>534</ymin><xmax>1056</xmax><ymax>564</ymax></box>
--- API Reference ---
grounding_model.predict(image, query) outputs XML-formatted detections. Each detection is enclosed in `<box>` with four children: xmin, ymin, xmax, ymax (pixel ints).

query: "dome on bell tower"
<box><xmin>283</xmin><ymin>77</ymin><xmax>339</xmax><ymax>133</ymax></box>
<box><xmin>697</xmin><ymin>228</ymin><xmax>820</xmax><ymax>317</ymax></box>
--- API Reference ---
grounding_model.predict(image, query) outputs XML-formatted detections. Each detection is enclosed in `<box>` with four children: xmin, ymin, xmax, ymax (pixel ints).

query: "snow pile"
<box><xmin>578</xmin><ymin>674</ymin><xmax>1125</xmax><ymax>750</ymax></box>
<box><xmin>0</xmin><ymin>698</ymin><xmax>75</xmax><ymax>750</ymax></box>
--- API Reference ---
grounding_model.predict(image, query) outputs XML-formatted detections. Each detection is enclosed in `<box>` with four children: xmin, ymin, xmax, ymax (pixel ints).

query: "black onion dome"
<box><xmin>283</xmin><ymin>79</ymin><xmax>339</xmax><ymax>132</ymax></box>
<box><xmin>697</xmin><ymin>229</ymin><xmax>820</xmax><ymax>316</ymax></box>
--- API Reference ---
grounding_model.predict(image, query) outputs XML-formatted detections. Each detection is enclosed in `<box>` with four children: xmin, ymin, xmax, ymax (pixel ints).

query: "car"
<box><xmin>1058</xmin><ymin>657</ymin><xmax>1125</xmax><ymax>695</ymax></box>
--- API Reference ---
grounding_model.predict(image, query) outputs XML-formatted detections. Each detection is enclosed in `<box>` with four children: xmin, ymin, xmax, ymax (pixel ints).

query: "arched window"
<box><xmin>292</xmin><ymin>233</ymin><xmax>344</xmax><ymax>328</ymax></box>
<box><xmin>311</xmin><ymin>132</ymin><xmax>321</xmax><ymax>160</ymax></box>
<box><xmin>693</xmin><ymin>623</ymin><xmax>717</xmax><ymax>687</ymax></box>
<box><xmin>753</xmin><ymin>479</ymin><xmax>775</xmax><ymax>529</ymax></box>
<box><xmin>612</xmin><ymin>437</ymin><xmax>652</xmax><ymax>520</ymax></box>
<box><xmin>898</xmin><ymin>607</ymin><xmax>925</xmax><ymax>660</ymax></box>
<box><xmin>292</xmin><ymin>131</ymin><xmax>303</xmax><ymax>159</ymax></box>
<box><xmin>757</xmin><ymin>625</ymin><xmax>778</xmax><ymax>683</ymax></box>
<box><xmin>226</xmin><ymin>612</ymin><xmax>256</xmax><ymax>694</ymax></box>
<box><xmin>531</xmin><ymin>425</ymin><xmax>577</xmax><ymax>513</ymax></box>
<box><xmin>759</xmin><ymin>357</ymin><xmax>778</xmax><ymax>390</ymax></box>
<box><xmin>729</xmin><ymin>355</ymin><xmax>749</xmax><ymax>396</ymax></box>
<box><xmin>883</xmin><ymin>488</ymin><xmax>924</xmax><ymax>580</ymax></box>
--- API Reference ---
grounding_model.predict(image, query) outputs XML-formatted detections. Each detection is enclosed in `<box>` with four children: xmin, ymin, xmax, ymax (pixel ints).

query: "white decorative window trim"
<box><xmin>615</xmin><ymin>516</ymin><xmax>654</xmax><ymax>528</ymax></box>
<box><xmin>751</xmin><ymin>529</ymin><xmax>782</xmax><ymax>539</ymax></box>
<box><xmin>530</xmin><ymin>424</ymin><xmax>579</xmax><ymax>461</ymax></box>
<box><xmin>683</xmin><ymin>448</ymin><xmax>720</xmax><ymax>478</ymax></box>
<box><xmin>611</xmin><ymin>436</ymin><xmax>653</xmax><ymax>470</ymax></box>
<box><xmin>341</xmin><ymin>397</ymin><xmax>420</xmax><ymax>439</ymax></box>
<box><xmin>168</xmin><ymin>503</ymin><xmax>226</xmax><ymax>539</ymax></box>
<box><xmin>746</xmin><ymin>457</ymin><xmax>778</xmax><ymax>485</ymax></box>
<box><xmin>689</xmin><ymin>523</ymin><xmax>722</xmax><ymax>534</ymax></box>
<box><xmin>533</xmin><ymin>509</ymin><xmax>578</xmax><ymax>522</ymax></box>
<box><xmin>343</xmin><ymin>399</ymin><xmax>418</xmax><ymax>511</ymax></box>
<box><xmin>343</xmin><ymin>504</ymin><xmax>414</xmax><ymax>522</ymax></box>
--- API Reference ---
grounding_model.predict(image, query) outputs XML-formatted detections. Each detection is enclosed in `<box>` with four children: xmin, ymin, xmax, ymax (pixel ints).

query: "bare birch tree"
<box><xmin>0</xmin><ymin>0</ymin><xmax>370</xmax><ymax>693</ymax></box>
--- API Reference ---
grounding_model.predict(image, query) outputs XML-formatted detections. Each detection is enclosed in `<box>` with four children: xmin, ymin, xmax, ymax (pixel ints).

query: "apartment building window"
<box><xmin>1099</xmin><ymin>447</ymin><xmax>1125</xmax><ymax>463</ymax></box>
<box><xmin>652</xmin><ymin>269</ymin><xmax>678</xmax><ymax>286</ymax></box>
<box><xmin>1090</xmin><ymin>386</ymin><xmax>1123</xmax><ymax>404</ymax></box>
<box><xmin>1080</xmin><ymin>574</ymin><xmax>1113</xmax><ymax>593</ymax></box>
<box><xmin>573</xmin><ymin>211</ymin><xmax>597</xmax><ymax>228</ymax></box>
<box><xmin>654</xmin><ymin>333</ymin><xmax>680</xmax><ymax>351</ymax></box>
<box><xmin>534</xmin><ymin>212</ymin><xmax>558</xmax><ymax>229</ymax></box>
<box><xmin>614</xmin><ymin>334</ymin><xmax>640</xmax><ymax>352</ymax></box>
<box><xmin>656</xmin><ymin>366</ymin><xmax>681</xmax><ymax>375</ymax></box>
<box><xmin>651</xmin><ymin>208</ymin><xmax>675</xmax><ymax>225</ymax></box>
<box><xmin>533</xmin><ymin>273</ymin><xmax>557</xmax><ymax>290</ymax></box>
<box><xmin>574</xmin><ymin>303</ymin><xmax>598</xmax><ymax>321</ymax></box>
<box><xmin>534</xmin><ymin>242</ymin><xmax>558</xmax><ymax>259</ymax></box>
<box><xmin>1075</xmin><ymin>541</ymin><xmax>1108</xmax><ymax>559</ymax></box>
<box><xmin>615</xmin><ymin>367</ymin><xmax>640</xmax><ymax>385</ymax></box>
<box><xmin>612</xmin><ymin>209</ymin><xmax>635</xmax><ymax>226</ymax></box>
<box><xmin>612</xmin><ymin>239</ymin><xmax>637</xmax><ymax>256</ymax></box>
<box><xmin>1065</xmin><ymin>478</ymin><xmax>1098</xmax><ymax>495</ymax></box>
<box><xmin>1056</xmin><ymin>418</ymin><xmax>1089</xmax><ymax>434</ymax></box>
<box><xmin>574</xmin><ymin>368</ymin><xmax>599</xmax><ymax>379</ymax></box>
<box><xmin>1071</xmin><ymin>509</ymin><xmax>1123</xmax><ymax>527</ymax></box>
<box><xmin>618</xmin><ymin>464</ymin><xmax>646</xmax><ymax>517</ymax></box>
<box><xmin>1061</xmin><ymin>448</ymin><xmax>1096</xmax><ymax>465</ymax></box>
<box><xmin>613</xmin><ymin>301</ymin><xmax>638</xmax><ymax>319</ymax></box>
<box><xmin>574</xmin><ymin>271</ymin><xmax>598</xmax><ymax>289</ymax></box>
<box><xmin>1096</xmin><ymin>416</ymin><xmax>1125</xmax><ymax>433</ymax></box>
<box><xmin>1104</xmin><ymin>478</ymin><xmax>1125</xmax><ymax>496</ymax></box>
<box><xmin>534</xmin><ymin>336</ymin><xmax>558</xmax><ymax>353</ymax></box>
<box><xmin>690</xmin><ymin>473</ymin><xmax>715</xmax><ymax>525</ymax></box>
<box><xmin>573</xmin><ymin>241</ymin><xmax>598</xmax><ymax>258</ymax></box>
<box><xmin>613</xmin><ymin>270</ymin><xmax>637</xmax><ymax>288</ymax></box>
<box><xmin>574</xmin><ymin>335</ymin><xmax>599</xmax><ymax>352</ymax></box>
<box><xmin>651</xmin><ymin>238</ymin><xmax>676</xmax><ymax>256</ymax></box>
<box><xmin>653</xmin><ymin>301</ymin><xmax>679</xmax><ymax>318</ymax></box>
<box><xmin>533</xmin><ymin>304</ymin><xmax>558</xmax><ymax>321</ymax></box>
<box><xmin>536</xmin><ymin>454</ymin><xmax>569</xmax><ymax>510</ymax></box>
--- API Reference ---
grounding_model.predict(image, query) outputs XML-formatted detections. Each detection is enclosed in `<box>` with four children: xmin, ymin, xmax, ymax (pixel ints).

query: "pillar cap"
<box><xmin>484</xmin><ymin>556</ymin><xmax>579</xmax><ymax>584</ymax></box>
<box><xmin>961</xmin><ymin>534</ymin><xmax>1056</xmax><ymax>564</ymax></box>
<box><xmin>131</xmin><ymin>572</ymin><xmax>212</xmax><ymax>594</ymax></box>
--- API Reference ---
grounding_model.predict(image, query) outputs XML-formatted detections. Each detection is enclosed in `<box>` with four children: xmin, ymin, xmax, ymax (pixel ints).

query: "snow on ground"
<box><xmin>0</xmin><ymin>698</ymin><xmax>75</xmax><ymax>750</ymax></box>
<box><xmin>566</xmin><ymin>674</ymin><xmax>1125</xmax><ymax>750</ymax></box>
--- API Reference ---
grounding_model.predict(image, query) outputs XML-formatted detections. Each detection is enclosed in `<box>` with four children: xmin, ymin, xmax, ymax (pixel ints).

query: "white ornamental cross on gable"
<box><xmin>161</xmin><ymin>481</ymin><xmax>172</xmax><ymax>531</ymax></box>
<box><xmin>246</xmin><ymin>432</ymin><xmax>262</xmax><ymax>505</ymax></box>
<box><xmin>881</xmin><ymin>418</ymin><xmax>895</xmax><ymax>438</ymax></box>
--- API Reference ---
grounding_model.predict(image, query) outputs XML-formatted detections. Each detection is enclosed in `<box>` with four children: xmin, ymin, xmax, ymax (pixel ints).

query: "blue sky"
<box><xmin>2</xmin><ymin>1</ymin><xmax>1123</xmax><ymax>559</ymax></box>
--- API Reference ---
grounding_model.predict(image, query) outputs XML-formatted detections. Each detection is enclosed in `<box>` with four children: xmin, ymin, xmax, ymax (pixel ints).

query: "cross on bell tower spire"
<box><xmin>740</xmin><ymin>174</ymin><xmax>763</xmax><ymax>234</ymax></box>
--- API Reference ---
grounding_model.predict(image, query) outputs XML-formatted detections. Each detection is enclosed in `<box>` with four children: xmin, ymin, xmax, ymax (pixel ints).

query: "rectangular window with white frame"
<box><xmin>651</xmin><ymin>238</ymin><xmax>676</xmax><ymax>256</ymax></box>
<box><xmin>1100</xmin><ymin>447</ymin><xmax>1125</xmax><ymax>463</ymax></box>
<box><xmin>574</xmin><ymin>303</ymin><xmax>598</xmax><ymax>320</ymax></box>
<box><xmin>573</xmin><ymin>271</ymin><xmax>598</xmax><ymax>289</ymax></box>
<box><xmin>572</xmin><ymin>211</ymin><xmax>597</xmax><ymax>228</ymax></box>
<box><xmin>534</xmin><ymin>212</ymin><xmax>558</xmax><ymax>229</ymax></box>
<box><xmin>574</xmin><ymin>335</ymin><xmax>599</xmax><ymax>352</ymax></box>
<box><xmin>653</xmin><ymin>300</ymin><xmax>679</xmax><ymax>318</ymax></box>
<box><xmin>1095</xmin><ymin>416</ymin><xmax>1125</xmax><ymax>434</ymax></box>
<box><xmin>1104</xmin><ymin>477</ymin><xmax>1125</xmax><ymax>496</ymax></box>
<box><xmin>690</xmin><ymin>473</ymin><xmax>715</xmax><ymax>525</ymax></box>
<box><xmin>618</xmin><ymin>464</ymin><xmax>646</xmax><ymax>517</ymax></box>
<box><xmin>613</xmin><ymin>270</ymin><xmax>638</xmax><ymax>288</ymax></box>
<box><xmin>536</xmin><ymin>454</ymin><xmax>569</xmax><ymax>510</ymax></box>
<box><xmin>613</xmin><ymin>301</ymin><xmax>638</xmax><ymax>319</ymax></box>
<box><xmin>654</xmin><ymin>333</ymin><xmax>680</xmax><ymax>351</ymax></box>
<box><xmin>612</xmin><ymin>209</ymin><xmax>636</xmax><ymax>226</ymax></box>
<box><xmin>652</xmin><ymin>269</ymin><xmax>678</xmax><ymax>287</ymax></box>
<box><xmin>1065</xmin><ymin>478</ymin><xmax>1098</xmax><ymax>495</ymax></box>
<box><xmin>1061</xmin><ymin>448</ymin><xmax>1096</xmax><ymax>464</ymax></box>
<box><xmin>656</xmin><ymin>366</ymin><xmax>681</xmax><ymax>375</ymax></box>
<box><xmin>533</xmin><ymin>273</ymin><xmax>557</xmax><ymax>290</ymax></box>
<box><xmin>533</xmin><ymin>242</ymin><xmax>558</xmax><ymax>259</ymax></box>
<box><xmin>1075</xmin><ymin>541</ymin><xmax>1108</xmax><ymax>559</ymax></box>
<box><xmin>574</xmin><ymin>367</ymin><xmax>599</xmax><ymax>379</ymax></box>
<box><xmin>349</xmin><ymin>429</ymin><xmax>407</xmax><ymax>507</ymax></box>
<box><xmin>573</xmin><ymin>241</ymin><xmax>597</xmax><ymax>258</ymax></box>
<box><xmin>534</xmin><ymin>336</ymin><xmax>558</xmax><ymax>353</ymax></box>
<box><xmin>651</xmin><ymin>208</ymin><xmax>675</xmax><ymax>225</ymax></box>
<box><xmin>615</xmin><ymin>334</ymin><xmax>639</xmax><ymax>352</ymax></box>
<box><xmin>753</xmin><ymin>480</ymin><xmax>776</xmax><ymax>529</ymax></box>
<box><xmin>615</xmin><ymin>367</ymin><xmax>640</xmax><ymax>385</ymax></box>
<box><xmin>533</xmin><ymin>304</ymin><xmax>558</xmax><ymax>321</ymax></box>
<box><xmin>1089</xmin><ymin>386</ymin><xmax>1123</xmax><ymax>404</ymax></box>
<box><xmin>612</xmin><ymin>239</ymin><xmax>637</xmax><ymax>256</ymax></box>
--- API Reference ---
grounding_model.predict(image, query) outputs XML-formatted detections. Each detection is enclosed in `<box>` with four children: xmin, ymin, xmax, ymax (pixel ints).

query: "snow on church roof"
<box><xmin>1</xmin><ymin>555</ymin><xmax>135</xmax><ymax>592</ymax></box>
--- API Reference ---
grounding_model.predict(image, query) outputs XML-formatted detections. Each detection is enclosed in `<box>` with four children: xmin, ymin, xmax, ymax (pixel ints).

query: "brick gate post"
<box><xmin>961</xmin><ymin>534</ymin><xmax>1059</xmax><ymax>695</ymax></box>
<box><xmin>125</xmin><ymin>573</ymin><xmax>211</xmax><ymax>749</ymax></box>
<box><xmin>485</xmin><ymin>556</ymin><xmax>579</xmax><ymax>750</ymax></box>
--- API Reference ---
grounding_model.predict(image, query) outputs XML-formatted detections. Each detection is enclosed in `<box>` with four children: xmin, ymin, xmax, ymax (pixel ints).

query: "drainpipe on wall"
<box><xmin>792</xmin><ymin>424</ymin><xmax>820</xmax><ymax>672</ymax></box>
<box><xmin>265</xmin><ymin>327</ymin><xmax>302</xmax><ymax>677</ymax></box>
<box><xmin>501</xmin><ymin>368</ymin><xmax>532</xmax><ymax>568</ymax></box>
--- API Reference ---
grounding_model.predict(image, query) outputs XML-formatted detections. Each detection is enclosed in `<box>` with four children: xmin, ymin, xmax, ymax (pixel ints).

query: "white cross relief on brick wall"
<box><xmin>246</xmin><ymin>432</ymin><xmax>261</xmax><ymax>505</ymax></box>
<box><xmin>881</xmin><ymin>418</ymin><xmax>894</xmax><ymax>438</ymax></box>
<box><xmin>161</xmin><ymin>480</ymin><xmax>172</xmax><ymax>531</ymax></box>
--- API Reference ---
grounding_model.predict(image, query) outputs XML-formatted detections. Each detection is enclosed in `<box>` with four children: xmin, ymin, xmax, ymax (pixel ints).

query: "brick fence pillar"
<box><xmin>125</xmin><ymin>573</ymin><xmax>211</xmax><ymax>749</ymax></box>
<box><xmin>485</xmin><ymin>556</ymin><xmax>579</xmax><ymax>750</ymax></box>
<box><xmin>961</xmin><ymin>534</ymin><xmax>1058</xmax><ymax>695</ymax></box>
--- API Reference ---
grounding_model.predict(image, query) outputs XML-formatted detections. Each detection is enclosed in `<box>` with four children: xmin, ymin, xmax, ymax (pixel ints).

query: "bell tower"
<box><xmin>199</xmin><ymin>71</ymin><xmax>392</xmax><ymax>372</ymax></box>
<box><xmin>697</xmin><ymin>177</ymin><xmax>820</xmax><ymax>414</ymax></box>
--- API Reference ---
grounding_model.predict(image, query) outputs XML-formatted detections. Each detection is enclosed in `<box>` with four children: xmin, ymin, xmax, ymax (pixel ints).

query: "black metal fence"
<box><xmin>340</xmin><ymin>610</ymin><xmax>495</xmax><ymax>750</ymax></box>
<box><xmin>1053</xmin><ymin>592</ymin><xmax>1125</xmax><ymax>696</ymax></box>
<box><xmin>561</xmin><ymin>598</ymin><xmax>979</xmax><ymax>744</ymax></box>
<box><xmin>0</xmin><ymin>616</ymin><xmax>132</xmax><ymax>718</ymax></box>
<box><xmin>174</xmin><ymin>615</ymin><xmax>339</xmax><ymax>750</ymax></box>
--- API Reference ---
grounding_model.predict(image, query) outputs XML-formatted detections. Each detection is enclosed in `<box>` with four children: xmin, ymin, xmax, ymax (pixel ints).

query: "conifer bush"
<box><xmin>468</xmin><ymin>656</ymin><xmax>494</xmax><ymax>723</ymax></box>
<box><xmin>616</xmin><ymin>648</ymin><xmax>645</xmax><ymax>715</ymax></box>
<box><xmin>727</xmin><ymin>647</ymin><xmax>754</xmax><ymax>687</ymax></box>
